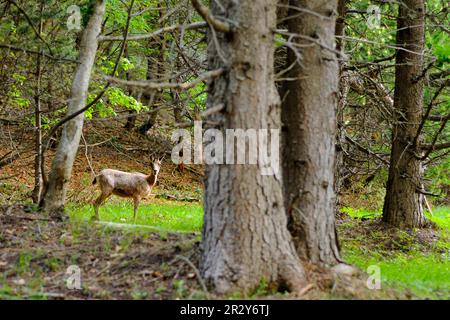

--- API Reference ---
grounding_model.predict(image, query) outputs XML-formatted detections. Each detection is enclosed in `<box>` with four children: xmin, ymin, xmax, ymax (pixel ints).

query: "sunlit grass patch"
<box><xmin>68</xmin><ymin>199</ymin><xmax>203</xmax><ymax>233</ymax></box>
<box><xmin>340</xmin><ymin>207</ymin><xmax>382</xmax><ymax>219</ymax></box>
<box><xmin>340</xmin><ymin>206</ymin><xmax>450</xmax><ymax>299</ymax></box>
<box><xmin>427</xmin><ymin>206</ymin><xmax>450</xmax><ymax>232</ymax></box>
<box><xmin>344</xmin><ymin>248</ymin><xmax>450</xmax><ymax>299</ymax></box>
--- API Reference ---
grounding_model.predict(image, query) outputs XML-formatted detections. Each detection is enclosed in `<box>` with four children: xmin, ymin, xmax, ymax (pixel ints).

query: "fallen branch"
<box><xmin>94</xmin><ymin>221</ymin><xmax>200</xmax><ymax>235</ymax></box>
<box><xmin>0</xmin><ymin>151</ymin><xmax>20</xmax><ymax>168</ymax></box>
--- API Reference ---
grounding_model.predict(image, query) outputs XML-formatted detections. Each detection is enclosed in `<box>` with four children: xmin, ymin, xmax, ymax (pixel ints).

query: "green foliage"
<box><xmin>85</xmin><ymin>86</ymin><xmax>147</xmax><ymax>119</ymax></box>
<box><xmin>7</xmin><ymin>73</ymin><xmax>30</xmax><ymax>108</ymax></box>
<box><xmin>427</xmin><ymin>31</ymin><xmax>450</xmax><ymax>67</ymax></box>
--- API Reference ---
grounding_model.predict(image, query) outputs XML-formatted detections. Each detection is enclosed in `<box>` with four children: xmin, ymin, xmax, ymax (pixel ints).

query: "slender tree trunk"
<box><xmin>383</xmin><ymin>0</ymin><xmax>426</xmax><ymax>228</ymax></box>
<box><xmin>124</xmin><ymin>44</ymin><xmax>137</xmax><ymax>130</ymax></box>
<box><xmin>40</xmin><ymin>0</ymin><xmax>106</xmax><ymax>214</ymax></box>
<box><xmin>281</xmin><ymin>0</ymin><xmax>341</xmax><ymax>266</ymax></box>
<box><xmin>202</xmin><ymin>0</ymin><xmax>307</xmax><ymax>294</ymax></box>
<box><xmin>139</xmin><ymin>1</ymin><xmax>166</xmax><ymax>134</ymax></box>
<box><xmin>334</xmin><ymin>0</ymin><xmax>347</xmax><ymax>210</ymax></box>
<box><xmin>32</xmin><ymin>1</ymin><xmax>44</xmax><ymax>204</ymax></box>
<box><xmin>138</xmin><ymin>43</ymin><xmax>162</xmax><ymax>134</ymax></box>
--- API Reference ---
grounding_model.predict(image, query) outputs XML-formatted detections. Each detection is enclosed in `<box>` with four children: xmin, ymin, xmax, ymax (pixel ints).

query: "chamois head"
<box><xmin>152</xmin><ymin>157</ymin><xmax>163</xmax><ymax>175</ymax></box>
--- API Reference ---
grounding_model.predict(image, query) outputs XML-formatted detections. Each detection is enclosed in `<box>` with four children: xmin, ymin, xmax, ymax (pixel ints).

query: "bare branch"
<box><xmin>345</xmin><ymin>135</ymin><xmax>390</xmax><ymax>165</ymax></box>
<box><xmin>428</xmin><ymin>115</ymin><xmax>448</xmax><ymax>121</ymax></box>
<box><xmin>413</xmin><ymin>79</ymin><xmax>449</xmax><ymax>148</ymax></box>
<box><xmin>98</xmin><ymin>21</ymin><xmax>207</xmax><ymax>42</ymax></box>
<box><xmin>0</xmin><ymin>44</ymin><xmax>77</xmax><ymax>63</ymax></box>
<box><xmin>191</xmin><ymin>0</ymin><xmax>231</xmax><ymax>33</ymax></box>
<box><xmin>104</xmin><ymin>68</ymin><xmax>224</xmax><ymax>91</ymax></box>
<box><xmin>420</xmin><ymin>141</ymin><xmax>450</xmax><ymax>152</ymax></box>
<box><xmin>420</xmin><ymin>113</ymin><xmax>450</xmax><ymax>160</ymax></box>
<box><xmin>7</xmin><ymin>0</ymin><xmax>53</xmax><ymax>54</ymax></box>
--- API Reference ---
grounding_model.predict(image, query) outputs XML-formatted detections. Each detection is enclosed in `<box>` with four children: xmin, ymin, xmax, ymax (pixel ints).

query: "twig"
<box><xmin>7</xmin><ymin>0</ymin><xmax>53</xmax><ymax>54</ymax></box>
<box><xmin>345</xmin><ymin>135</ymin><xmax>389</xmax><ymax>165</ymax></box>
<box><xmin>81</xmin><ymin>132</ymin><xmax>96</xmax><ymax>177</ymax></box>
<box><xmin>98</xmin><ymin>22</ymin><xmax>207</xmax><ymax>42</ymax></box>
<box><xmin>0</xmin><ymin>44</ymin><xmax>77</xmax><ymax>63</ymax></box>
<box><xmin>191</xmin><ymin>0</ymin><xmax>231</xmax><ymax>33</ymax></box>
<box><xmin>40</xmin><ymin>0</ymin><xmax>135</xmax><ymax>186</ymax></box>
<box><xmin>104</xmin><ymin>68</ymin><xmax>224</xmax><ymax>91</ymax></box>
<box><xmin>175</xmin><ymin>254</ymin><xmax>209</xmax><ymax>298</ymax></box>
<box><xmin>413</xmin><ymin>79</ymin><xmax>449</xmax><ymax>148</ymax></box>
<box><xmin>420</xmin><ymin>113</ymin><xmax>450</xmax><ymax>160</ymax></box>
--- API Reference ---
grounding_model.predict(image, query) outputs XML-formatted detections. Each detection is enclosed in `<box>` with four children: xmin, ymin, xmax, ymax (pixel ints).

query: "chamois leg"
<box><xmin>92</xmin><ymin>192</ymin><xmax>111</xmax><ymax>221</ymax></box>
<box><xmin>133</xmin><ymin>196</ymin><xmax>141</xmax><ymax>223</ymax></box>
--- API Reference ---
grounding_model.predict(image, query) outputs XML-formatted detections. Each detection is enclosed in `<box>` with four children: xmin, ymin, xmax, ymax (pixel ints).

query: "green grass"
<box><xmin>428</xmin><ymin>206</ymin><xmax>450</xmax><ymax>231</ymax></box>
<box><xmin>68</xmin><ymin>200</ymin><xmax>203</xmax><ymax>233</ymax></box>
<box><xmin>68</xmin><ymin>200</ymin><xmax>449</xmax><ymax>299</ymax></box>
<box><xmin>340</xmin><ymin>206</ymin><xmax>450</xmax><ymax>299</ymax></box>
<box><xmin>340</xmin><ymin>207</ymin><xmax>382</xmax><ymax>219</ymax></box>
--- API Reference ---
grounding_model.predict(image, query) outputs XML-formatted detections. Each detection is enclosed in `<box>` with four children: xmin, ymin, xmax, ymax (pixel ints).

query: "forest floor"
<box><xmin>0</xmin><ymin>123</ymin><xmax>449</xmax><ymax>299</ymax></box>
<box><xmin>0</xmin><ymin>202</ymin><xmax>448</xmax><ymax>300</ymax></box>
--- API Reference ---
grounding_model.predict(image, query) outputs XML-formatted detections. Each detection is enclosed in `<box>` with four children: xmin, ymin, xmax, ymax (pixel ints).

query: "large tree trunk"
<box><xmin>201</xmin><ymin>0</ymin><xmax>307</xmax><ymax>294</ymax></box>
<box><xmin>40</xmin><ymin>0</ymin><xmax>105</xmax><ymax>214</ymax></box>
<box><xmin>383</xmin><ymin>0</ymin><xmax>426</xmax><ymax>228</ymax></box>
<box><xmin>281</xmin><ymin>0</ymin><xmax>341</xmax><ymax>266</ymax></box>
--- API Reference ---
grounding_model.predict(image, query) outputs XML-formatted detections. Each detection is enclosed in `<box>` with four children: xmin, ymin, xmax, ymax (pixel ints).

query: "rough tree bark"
<box><xmin>201</xmin><ymin>0</ymin><xmax>307</xmax><ymax>294</ymax></box>
<box><xmin>334</xmin><ymin>0</ymin><xmax>347</xmax><ymax>210</ymax></box>
<box><xmin>383</xmin><ymin>0</ymin><xmax>426</xmax><ymax>228</ymax></box>
<box><xmin>40</xmin><ymin>0</ymin><xmax>106</xmax><ymax>214</ymax></box>
<box><xmin>281</xmin><ymin>0</ymin><xmax>341</xmax><ymax>266</ymax></box>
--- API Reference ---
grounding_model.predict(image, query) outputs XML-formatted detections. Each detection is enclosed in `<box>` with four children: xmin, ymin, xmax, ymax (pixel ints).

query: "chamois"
<box><xmin>92</xmin><ymin>158</ymin><xmax>162</xmax><ymax>222</ymax></box>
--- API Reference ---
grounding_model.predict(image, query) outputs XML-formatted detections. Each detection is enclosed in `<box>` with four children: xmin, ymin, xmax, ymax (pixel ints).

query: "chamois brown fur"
<box><xmin>92</xmin><ymin>159</ymin><xmax>162</xmax><ymax>222</ymax></box>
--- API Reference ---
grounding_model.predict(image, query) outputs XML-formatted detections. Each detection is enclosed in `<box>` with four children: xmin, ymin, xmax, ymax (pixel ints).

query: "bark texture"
<box><xmin>40</xmin><ymin>0</ymin><xmax>105</xmax><ymax>214</ymax></box>
<box><xmin>202</xmin><ymin>0</ymin><xmax>307</xmax><ymax>294</ymax></box>
<box><xmin>281</xmin><ymin>0</ymin><xmax>341</xmax><ymax>266</ymax></box>
<box><xmin>383</xmin><ymin>0</ymin><xmax>426</xmax><ymax>228</ymax></box>
<box><xmin>334</xmin><ymin>0</ymin><xmax>347</xmax><ymax>211</ymax></box>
